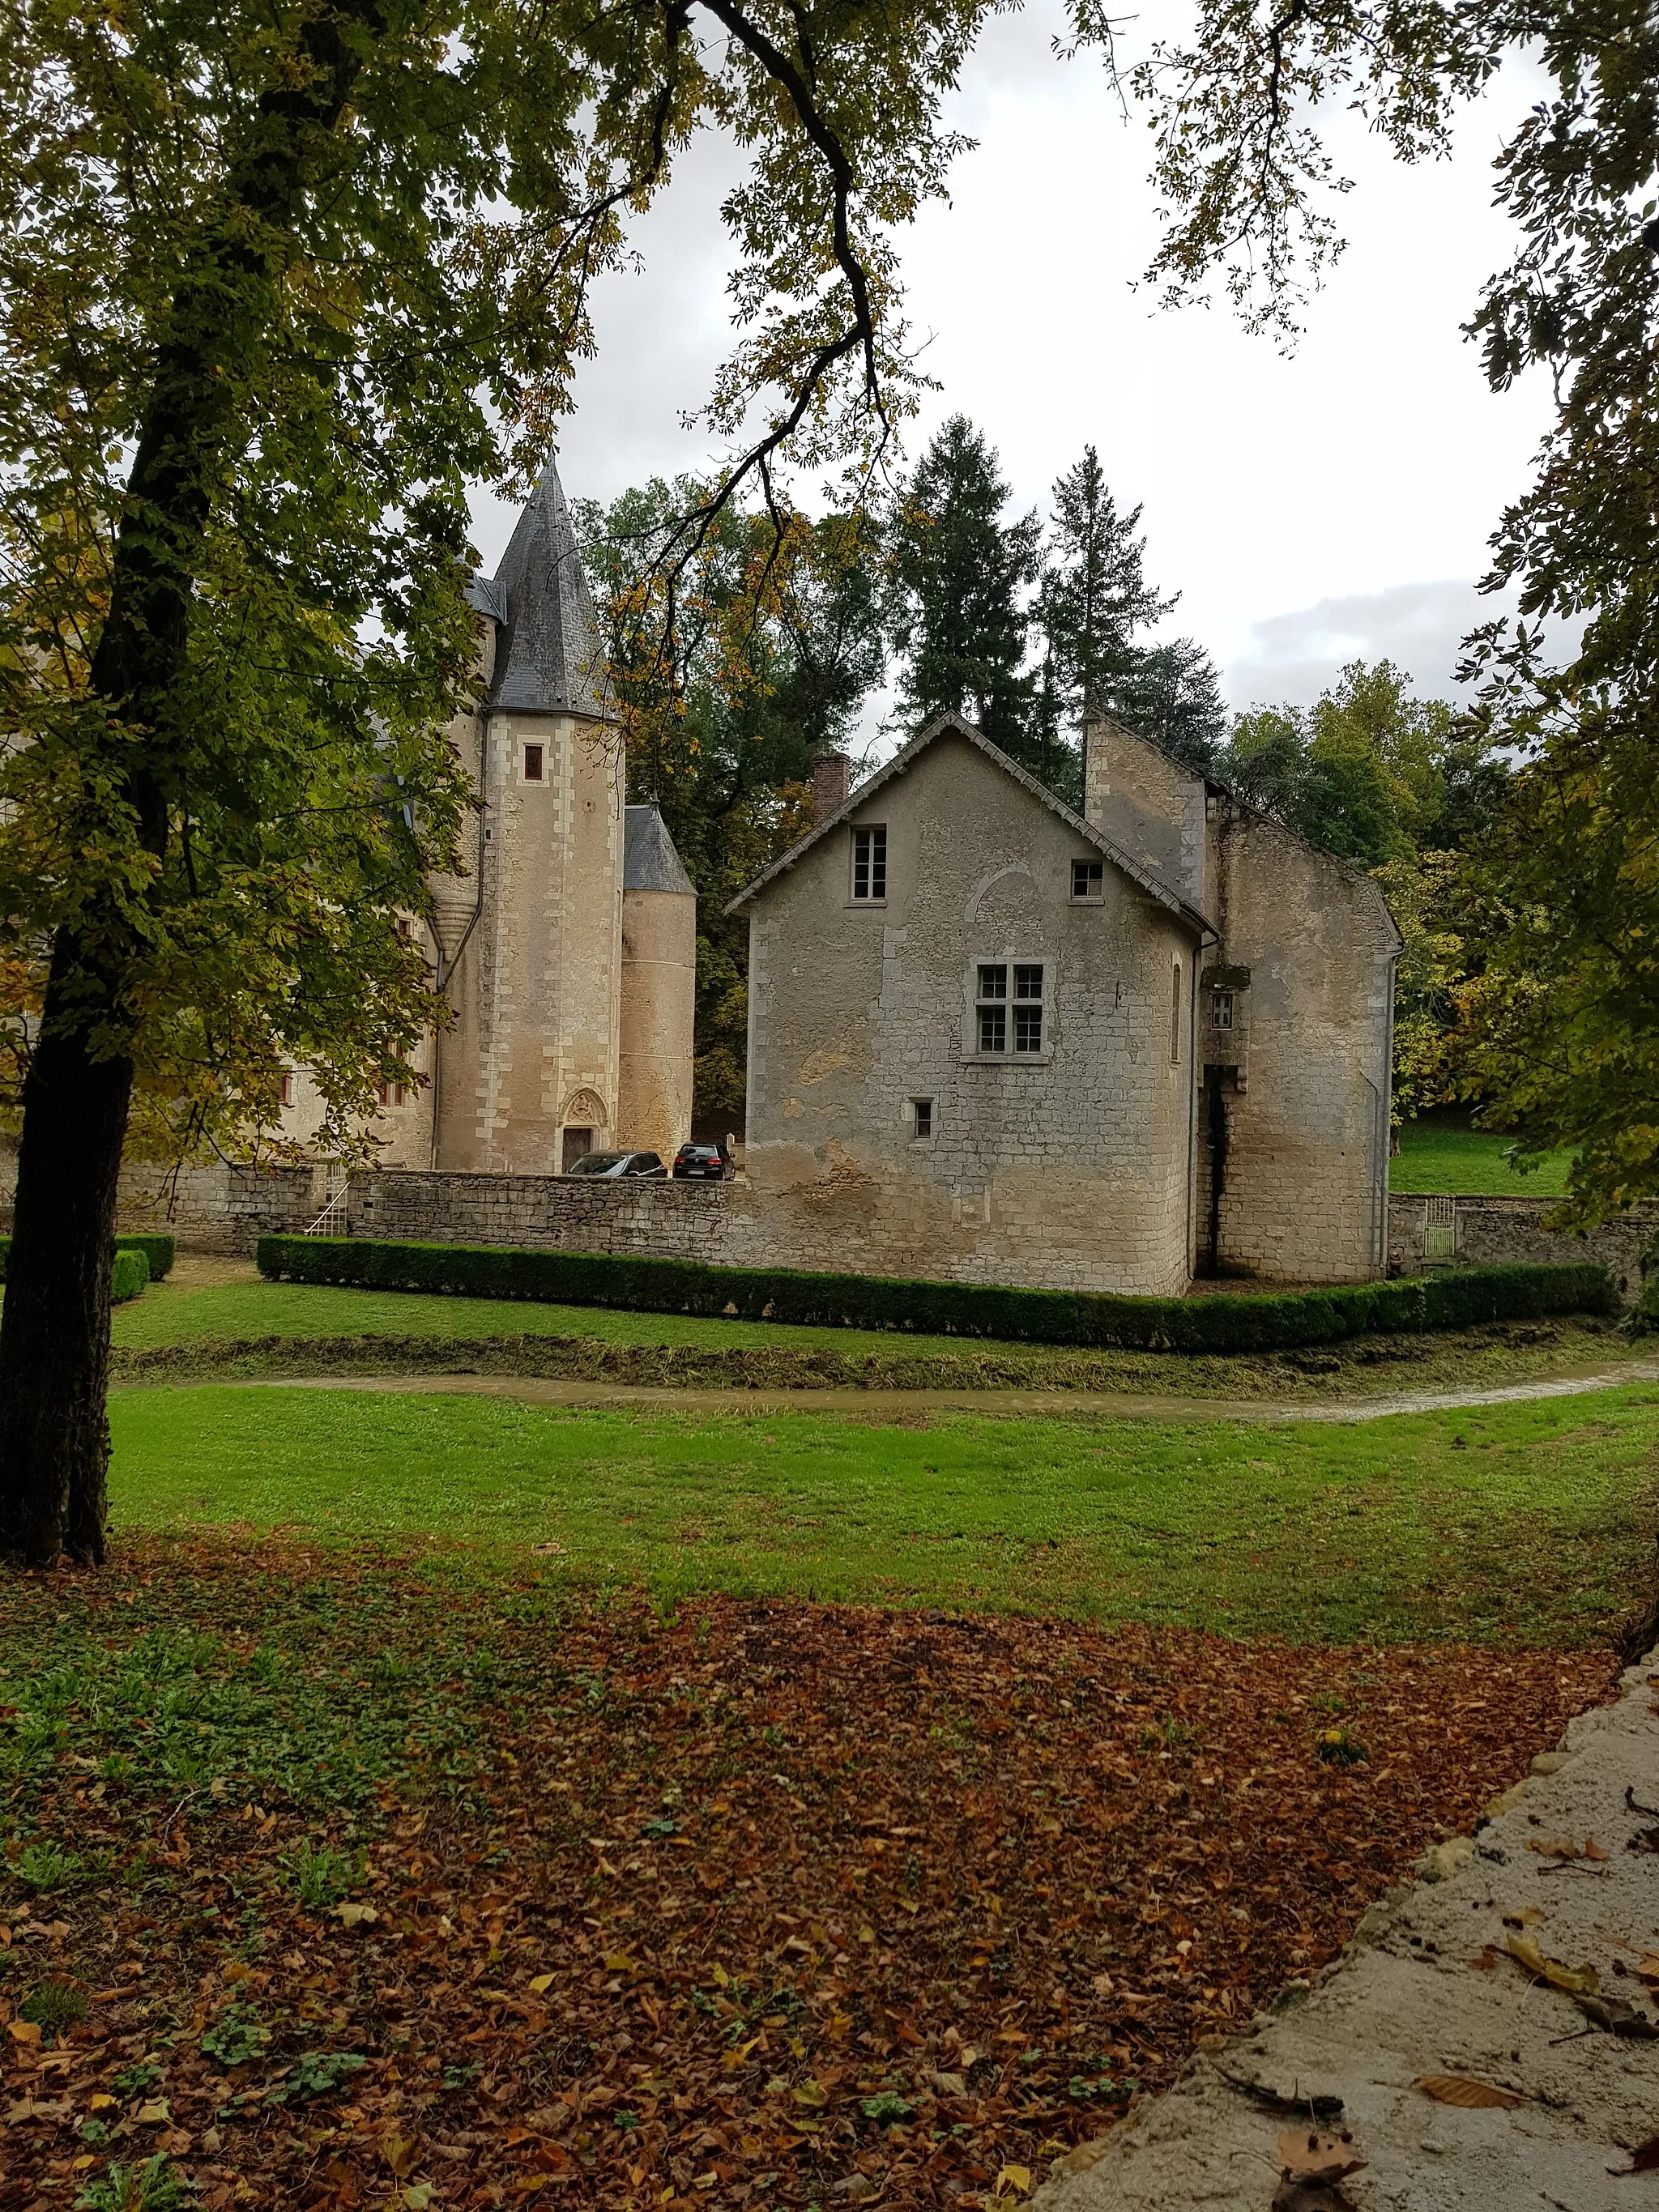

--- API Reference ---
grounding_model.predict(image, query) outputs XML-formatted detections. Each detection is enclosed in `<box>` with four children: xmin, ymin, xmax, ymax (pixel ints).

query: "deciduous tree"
<box><xmin>0</xmin><ymin>0</ymin><xmax>1003</xmax><ymax>1564</ymax></box>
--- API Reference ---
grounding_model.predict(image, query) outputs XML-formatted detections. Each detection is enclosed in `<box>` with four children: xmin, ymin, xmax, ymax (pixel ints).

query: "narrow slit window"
<box><xmin>1071</xmin><ymin>859</ymin><xmax>1103</xmax><ymax>899</ymax></box>
<box><xmin>852</xmin><ymin>825</ymin><xmax>887</xmax><ymax>901</ymax></box>
<box><xmin>279</xmin><ymin>1072</ymin><xmax>293</xmax><ymax>1108</ymax></box>
<box><xmin>523</xmin><ymin>742</ymin><xmax>544</xmax><ymax>782</ymax></box>
<box><xmin>912</xmin><ymin>1097</ymin><xmax>933</xmax><ymax>1139</ymax></box>
<box><xmin>1171</xmin><ymin>960</ymin><xmax>1183</xmax><ymax>1063</ymax></box>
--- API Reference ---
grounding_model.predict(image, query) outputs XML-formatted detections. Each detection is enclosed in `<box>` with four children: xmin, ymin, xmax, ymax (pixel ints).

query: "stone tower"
<box><xmin>427</xmin><ymin>457</ymin><xmax>627</xmax><ymax>1174</ymax></box>
<box><xmin>619</xmin><ymin>805</ymin><xmax>697</xmax><ymax>1164</ymax></box>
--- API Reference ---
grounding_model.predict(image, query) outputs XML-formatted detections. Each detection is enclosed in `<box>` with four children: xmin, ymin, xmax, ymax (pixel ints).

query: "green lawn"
<box><xmin>110</xmin><ymin>1274</ymin><xmax>987</xmax><ymax>1357</ymax></box>
<box><xmin>1391</xmin><ymin>1120</ymin><xmax>1576</xmax><ymax>1196</ymax></box>
<box><xmin>108</xmin><ymin>1381</ymin><xmax>1659</xmax><ymax>1645</ymax></box>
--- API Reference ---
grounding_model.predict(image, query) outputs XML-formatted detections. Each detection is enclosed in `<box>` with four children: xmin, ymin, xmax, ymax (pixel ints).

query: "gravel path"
<box><xmin>224</xmin><ymin>1355</ymin><xmax>1659</xmax><ymax>1424</ymax></box>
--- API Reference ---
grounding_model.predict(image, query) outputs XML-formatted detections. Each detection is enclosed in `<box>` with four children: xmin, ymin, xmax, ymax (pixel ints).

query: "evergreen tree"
<box><xmin>1113</xmin><ymin>636</ymin><xmax>1227</xmax><ymax>774</ymax></box>
<box><xmin>1040</xmin><ymin>448</ymin><xmax>1175</xmax><ymax>734</ymax></box>
<box><xmin>889</xmin><ymin>417</ymin><xmax>1039</xmax><ymax>761</ymax></box>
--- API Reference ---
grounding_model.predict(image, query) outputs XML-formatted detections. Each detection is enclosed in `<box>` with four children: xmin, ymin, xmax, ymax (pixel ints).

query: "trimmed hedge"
<box><xmin>254</xmin><ymin>1235</ymin><xmax>1617</xmax><ymax>1353</ymax></box>
<box><xmin>112</xmin><ymin>1249</ymin><xmax>151</xmax><ymax>1303</ymax></box>
<box><xmin>114</xmin><ymin>1234</ymin><xmax>175</xmax><ymax>1281</ymax></box>
<box><xmin>0</xmin><ymin>1233</ymin><xmax>171</xmax><ymax>1284</ymax></box>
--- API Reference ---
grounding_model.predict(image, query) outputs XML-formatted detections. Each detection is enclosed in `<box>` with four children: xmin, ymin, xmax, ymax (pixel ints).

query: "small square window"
<box><xmin>852</xmin><ymin>825</ymin><xmax>887</xmax><ymax>900</ymax></box>
<box><xmin>978</xmin><ymin>1004</ymin><xmax>1006</xmax><ymax>1053</ymax></box>
<box><xmin>1072</xmin><ymin>859</ymin><xmax>1103</xmax><ymax>899</ymax></box>
<box><xmin>1211</xmin><ymin>989</ymin><xmax>1235</xmax><ymax>1031</ymax></box>
<box><xmin>523</xmin><ymin>743</ymin><xmax>544</xmax><ymax>782</ymax></box>
<box><xmin>912</xmin><ymin>1097</ymin><xmax>933</xmax><ymax>1139</ymax></box>
<box><xmin>977</xmin><ymin>962</ymin><xmax>1007</xmax><ymax>1001</ymax></box>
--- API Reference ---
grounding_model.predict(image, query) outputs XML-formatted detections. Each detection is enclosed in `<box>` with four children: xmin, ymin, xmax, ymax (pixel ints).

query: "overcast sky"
<box><xmin>471</xmin><ymin>3</ymin><xmax>1555</xmax><ymax>729</ymax></box>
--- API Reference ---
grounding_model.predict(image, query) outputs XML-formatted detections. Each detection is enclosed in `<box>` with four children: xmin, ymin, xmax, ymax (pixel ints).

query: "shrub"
<box><xmin>114</xmin><ymin>1234</ymin><xmax>175</xmax><ymax>1281</ymax></box>
<box><xmin>0</xmin><ymin>1239</ymin><xmax>154</xmax><ymax>1299</ymax></box>
<box><xmin>254</xmin><ymin>1235</ymin><xmax>1615</xmax><ymax>1354</ymax></box>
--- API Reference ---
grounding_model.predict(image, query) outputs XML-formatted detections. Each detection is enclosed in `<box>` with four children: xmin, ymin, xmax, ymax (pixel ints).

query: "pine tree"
<box><xmin>889</xmin><ymin>417</ymin><xmax>1039</xmax><ymax>761</ymax></box>
<box><xmin>1039</xmin><ymin>449</ymin><xmax>1175</xmax><ymax>732</ymax></box>
<box><xmin>1113</xmin><ymin>637</ymin><xmax>1227</xmax><ymax>774</ymax></box>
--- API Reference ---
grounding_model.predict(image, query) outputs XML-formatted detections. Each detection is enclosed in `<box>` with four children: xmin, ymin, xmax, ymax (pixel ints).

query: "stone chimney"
<box><xmin>812</xmin><ymin>750</ymin><xmax>851</xmax><ymax>825</ymax></box>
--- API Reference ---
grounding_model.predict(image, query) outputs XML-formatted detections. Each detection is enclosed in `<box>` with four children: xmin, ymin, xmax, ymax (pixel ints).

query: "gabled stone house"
<box><xmin>728</xmin><ymin>712</ymin><xmax>1399</xmax><ymax>1294</ymax></box>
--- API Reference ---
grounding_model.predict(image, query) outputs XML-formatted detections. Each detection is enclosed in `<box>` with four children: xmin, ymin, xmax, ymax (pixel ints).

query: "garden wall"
<box><xmin>1387</xmin><ymin>1193</ymin><xmax>1657</xmax><ymax>1307</ymax></box>
<box><xmin>0</xmin><ymin>1144</ymin><xmax>324</xmax><ymax>1255</ymax></box>
<box><xmin>0</xmin><ymin>1132</ymin><xmax>1648</xmax><ymax>1303</ymax></box>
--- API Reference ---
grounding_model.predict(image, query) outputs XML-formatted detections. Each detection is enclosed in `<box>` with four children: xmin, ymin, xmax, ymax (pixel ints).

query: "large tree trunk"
<box><xmin>0</xmin><ymin>3</ymin><xmax>377</xmax><ymax>1567</ymax></box>
<box><xmin>0</xmin><ymin>940</ymin><xmax>134</xmax><ymax>1564</ymax></box>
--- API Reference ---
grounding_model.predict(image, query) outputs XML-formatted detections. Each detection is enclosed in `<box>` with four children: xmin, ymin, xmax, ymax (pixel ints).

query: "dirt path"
<box><xmin>215</xmin><ymin>1356</ymin><xmax>1659</xmax><ymax>1424</ymax></box>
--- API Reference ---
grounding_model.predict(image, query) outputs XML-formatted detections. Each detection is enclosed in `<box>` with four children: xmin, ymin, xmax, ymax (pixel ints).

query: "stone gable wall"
<box><xmin>737</xmin><ymin>728</ymin><xmax>1199</xmax><ymax>1298</ymax></box>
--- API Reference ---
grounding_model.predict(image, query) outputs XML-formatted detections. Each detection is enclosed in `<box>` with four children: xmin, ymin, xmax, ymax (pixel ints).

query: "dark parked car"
<box><xmin>565</xmin><ymin>1150</ymin><xmax>666</xmax><ymax>1178</ymax></box>
<box><xmin>672</xmin><ymin>1142</ymin><xmax>730</xmax><ymax>1181</ymax></box>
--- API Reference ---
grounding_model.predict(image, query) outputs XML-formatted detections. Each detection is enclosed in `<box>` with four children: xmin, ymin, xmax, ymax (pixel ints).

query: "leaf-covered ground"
<box><xmin>0</xmin><ymin>1543</ymin><xmax>1617</xmax><ymax>2210</ymax></box>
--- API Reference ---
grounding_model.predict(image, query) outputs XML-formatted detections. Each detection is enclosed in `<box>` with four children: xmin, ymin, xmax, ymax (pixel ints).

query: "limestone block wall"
<box><xmin>1196</xmin><ymin>803</ymin><xmax>1398</xmax><ymax>1285</ymax></box>
<box><xmin>115</xmin><ymin>1163</ymin><xmax>322</xmax><ymax>1255</ymax></box>
<box><xmin>617</xmin><ymin>884</ymin><xmax>696</xmax><ymax>1166</ymax></box>
<box><xmin>436</xmin><ymin>708</ymin><xmax>624</xmax><ymax>1176</ymax></box>
<box><xmin>1388</xmin><ymin>1193</ymin><xmax>1659</xmax><ymax>1306</ymax></box>
<box><xmin>739</xmin><ymin>726</ymin><xmax>1203</xmax><ymax>1297</ymax></box>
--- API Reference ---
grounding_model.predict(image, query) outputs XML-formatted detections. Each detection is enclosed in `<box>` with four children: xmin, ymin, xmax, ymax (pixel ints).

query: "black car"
<box><xmin>672</xmin><ymin>1142</ymin><xmax>730</xmax><ymax>1181</ymax></box>
<box><xmin>565</xmin><ymin>1150</ymin><xmax>666</xmax><ymax>1178</ymax></box>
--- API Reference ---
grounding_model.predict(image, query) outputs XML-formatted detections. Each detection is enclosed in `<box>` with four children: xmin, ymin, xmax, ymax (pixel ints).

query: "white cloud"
<box><xmin>470</xmin><ymin>1</ymin><xmax>1563</xmax><ymax>727</ymax></box>
<box><xmin>1225</xmin><ymin>580</ymin><xmax>1496</xmax><ymax>707</ymax></box>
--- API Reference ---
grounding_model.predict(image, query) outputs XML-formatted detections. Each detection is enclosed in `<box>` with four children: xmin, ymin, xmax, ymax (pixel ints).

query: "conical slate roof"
<box><xmin>624</xmin><ymin>805</ymin><xmax>695</xmax><ymax>896</ymax></box>
<box><xmin>483</xmin><ymin>456</ymin><xmax>608</xmax><ymax>718</ymax></box>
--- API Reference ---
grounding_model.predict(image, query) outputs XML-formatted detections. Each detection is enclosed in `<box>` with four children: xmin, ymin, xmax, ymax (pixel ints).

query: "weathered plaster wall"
<box><xmin>740</xmin><ymin>729</ymin><xmax>1201</xmax><ymax>1296</ymax></box>
<box><xmin>617</xmin><ymin>885</ymin><xmax>697</xmax><ymax>1165</ymax></box>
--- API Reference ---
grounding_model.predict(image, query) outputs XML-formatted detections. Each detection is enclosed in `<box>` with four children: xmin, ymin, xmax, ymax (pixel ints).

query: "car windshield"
<box><xmin>569</xmin><ymin>1153</ymin><xmax>629</xmax><ymax>1173</ymax></box>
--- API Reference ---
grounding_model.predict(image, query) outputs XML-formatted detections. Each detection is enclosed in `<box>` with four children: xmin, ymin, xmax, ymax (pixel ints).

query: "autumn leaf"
<box><xmin>335</xmin><ymin>1901</ymin><xmax>378</xmax><ymax>1927</ymax></box>
<box><xmin>1276</xmin><ymin>2125</ymin><xmax>1367</xmax><ymax>2179</ymax></box>
<box><xmin>383</xmin><ymin>2137</ymin><xmax>418</xmax><ymax>2178</ymax></box>
<box><xmin>996</xmin><ymin>2164</ymin><xmax>1034</xmax><ymax>2195</ymax></box>
<box><xmin>1418</xmin><ymin>2075</ymin><xmax>1525</xmax><ymax>2109</ymax></box>
<box><xmin>1503</xmin><ymin>1933</ymin><xmax>1599</xmax><ymax>1994</ymax></box>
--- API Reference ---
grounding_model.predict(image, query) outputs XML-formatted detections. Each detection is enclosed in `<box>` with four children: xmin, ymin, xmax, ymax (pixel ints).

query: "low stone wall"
<box><xmin>1388</xmin><ymin>1192</ymin><xmax>1658</xmax><ymax>1306</ymax></box>
<box><xmin>19</xmin><ymin>1149</ymin><xmax>1648</xmax><ymax>1299</ymax></box>
<box><xmin>117</xmin><ymin>1163</ymin><xmax>322</xmax><ymax>1255</ymax></box>
<box><xmin>347</xmin><ymin>1170</ymin><xmax>743</xmax><ymax>1263</ymax></box>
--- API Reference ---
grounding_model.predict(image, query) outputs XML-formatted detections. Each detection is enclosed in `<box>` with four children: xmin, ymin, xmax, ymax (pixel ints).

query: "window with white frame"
<box><xmin>1211</xmin><ymin>988</ymin><xmax>1235</xmax><ymax>1031</ymax></box>
<box><xmin>976</xmin><ymin>962</ymin><xmax>1007</xmax><ymax>1052</ymax></box>
<box><xmin>975</xmin><ymin>961</ymin><xmax>1045</xmax><ymax>1054</ymax></box>
<box><xmin>851</xmin><ymin>825</ymin><xmax>886</xmax><ymax>901</ymax></box>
